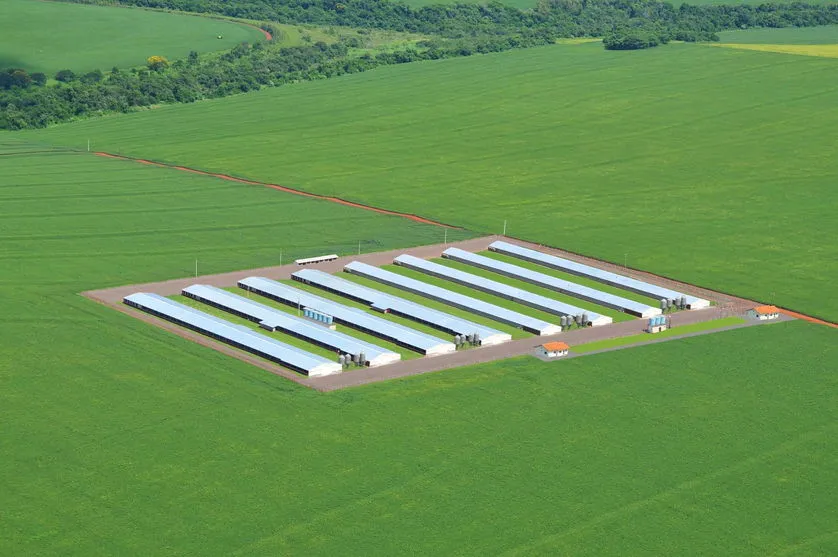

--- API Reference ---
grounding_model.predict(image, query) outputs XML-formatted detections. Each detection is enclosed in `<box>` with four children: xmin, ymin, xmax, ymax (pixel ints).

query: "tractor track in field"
<box><xmin>93</xmin><ymin>151</ymin><xmax>462</xmax><ymax>229</ymax></box>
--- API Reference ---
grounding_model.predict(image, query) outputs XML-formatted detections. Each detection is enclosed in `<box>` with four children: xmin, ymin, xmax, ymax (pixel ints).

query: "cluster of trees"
<box><xmin>58</xmin><ymin>0</ymin><xmax>838</xmax><ymax>41</ymax></box>
<box><xmin>0</xmin><ymin>33</ymin><xmax>557</xmax><ymax>129</ymax></box>
<box><xmin>0</xmin><ymin>68</ymin><xmax>47</xmax><ymax>90</ymax></box>
<box><xmin>603</xmin><ymin>27</ymin><xmax>668</xmax><ymax>50</ymax></box>
<box><xmin>6</xmin><ymin>0</ymin><xmax>838</xmax><ymax>127</ymax></box>
<box><xmin>602</xmin><ymin>22</ymin><xmax>718</xmax><ymax>50</ymax></box>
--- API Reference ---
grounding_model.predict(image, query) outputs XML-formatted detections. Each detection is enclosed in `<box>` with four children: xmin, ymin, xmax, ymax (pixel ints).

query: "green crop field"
<box><xmin>4</xmin><ymin>18</ymin><xmax>838</xmax><ymax>553</ymax></box>
<box><xmin>0</xmin><ymin>0</ymin><xmax>263</xmax><ymax>74</ymax></box>
<box><xmin>2</xmin><ymin>160</ymin><xmax>837</xmax><ymax>557</ymax></box>
<box><xmin>27</xmin><ymin>42</ymin><xmax>838</xmax><ymax>321</ymax></box>
<box><xmin>718</xmin><ymin>25</ymin><xmax>838</xmax><ymax>44</ymax></box>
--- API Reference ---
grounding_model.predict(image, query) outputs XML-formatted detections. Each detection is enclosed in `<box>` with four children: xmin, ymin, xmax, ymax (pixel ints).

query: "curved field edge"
<box><xmin>24</xmin><ymin>42</ymin><xmax>838</xmax><ymax>321</ymax></box>
<box><xmin>0</xmin><ymin>0</ymin><xmax>263</xmax><ymax>74</ymax></box>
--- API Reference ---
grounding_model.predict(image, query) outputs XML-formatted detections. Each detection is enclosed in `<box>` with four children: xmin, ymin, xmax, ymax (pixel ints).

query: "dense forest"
<box><xmin>3</xmin><ymin>0</ymin><xmax>838</xmax><ymax>129</ymax></box>
<box><xmin>57</xmin><ymin>0</ymin><xmax>838</xmax><ymax>39</ymax></box>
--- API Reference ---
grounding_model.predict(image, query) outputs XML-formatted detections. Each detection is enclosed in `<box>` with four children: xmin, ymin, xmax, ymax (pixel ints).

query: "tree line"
<box><xmin>4</xmin><ymin>0</ymin><xmax>838</xmax><ymax>128</ymax></box>
<box><xmin>0</xmin><ymin>34</ymin><xmax>556</xmax><ymax>129</ymax></box>
<box><xmin>56</xmin><ymin>0</ymin><xmax>838</xmax><ymax>41</ymax></box>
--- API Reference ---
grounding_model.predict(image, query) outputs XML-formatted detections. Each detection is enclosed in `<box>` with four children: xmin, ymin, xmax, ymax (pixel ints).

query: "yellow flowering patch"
<box><xmin>710</xmin><ymin>42</ymin><xmax>838</xmax><ymax>58</ymax></box>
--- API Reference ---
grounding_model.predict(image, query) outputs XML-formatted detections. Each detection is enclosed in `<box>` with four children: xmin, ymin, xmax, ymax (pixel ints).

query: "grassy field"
<box><xmin>0</xmin><ymin>0</ymin><xmax>263</xmax><ymax>74</ymax></box>
<box><xmin>26</xmin><ymin>42</ymin><xmax>838</xmax><ymax>321</ymax></box>
<box><xmin>718</xmin><ymin>25</ymin><xmax>838</xmax><ymax>44</ymax></box>
<box><xmin>711</xmin><ymin>43</ymin><xmax>838</xmax><ymax>58</ymax></box>
<box><xmin>713</xmin><ymin>26</ymin><xmax>838</xmax><ymax>58</ymax></box>
<box><xmin>3</xmin><ymin>136</ymin><xmax>838</xmax><ymax>553</ymax></box>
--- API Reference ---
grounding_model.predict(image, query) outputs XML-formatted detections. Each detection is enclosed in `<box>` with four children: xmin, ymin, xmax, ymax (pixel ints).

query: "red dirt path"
<box><xmin>240</xmin><ymin>22</ymin><xmax>271</xmax><ymax>41</ymax></box>
<box><xmin>94</xmin><ymin>152</ymin><xmax>459</xmax><ymax>228</ymax></box>
<box><xmin>778</xmin><ymin>308</ymin><xmax>838</xmax><ymax>329</ymax></box>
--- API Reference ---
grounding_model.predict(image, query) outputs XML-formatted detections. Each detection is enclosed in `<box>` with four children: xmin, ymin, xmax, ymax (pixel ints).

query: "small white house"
<box><xmin>539</xmin><ymin>342</ymin><xmax>570</xmax><ymax>358</ymax></box>
<box><xmin>747</xmin><ymin>305</ymin><xmax>780</xmax><ymax>321</ymax></box>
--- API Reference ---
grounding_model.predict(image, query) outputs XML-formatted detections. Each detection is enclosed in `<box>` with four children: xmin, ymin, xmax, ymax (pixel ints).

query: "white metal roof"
<box><xmin>394</xmin><ymin>255</ymin><xmax>612</xmax><ymax>327</ymax></box>
<box><xmin>344</xmin><ymin>261</ymin><xmax>561</xmax><ymax>335</ymax></box>
<box><xmin>292</xmin><ymin>269</ymin><xmax>511</xmax><ymax>346</ymax></box>
<box><xmin>123</xmin><ymin>293</ymin><xmax>342</xmax><ymax>377</ymax></box>
<box><xmin>489</xmin><ymin>241</ymin><xmax>710</xmax><ymax>309</ymax></box>
<box><xmin>295</xmin><ymin>254</ymin><xmax>338</xmax><ymax>265</ymax></box>
<box><xmin>443</xmin><ymin>248</ymin><xmax>661</xmax><ymax>319</ymax></box>
<box><xmin>238</xmin><ymin>277</ymin><xmax>454</xmax><ymax>355</ymax></box>
<box><xmin>182</xmin><ymin>285</ymin><xmax>400</xmax><ymax>367</ymax></box>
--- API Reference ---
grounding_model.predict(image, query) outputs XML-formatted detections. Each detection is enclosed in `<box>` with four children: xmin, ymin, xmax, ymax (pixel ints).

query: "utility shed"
<box><xmin>747</xmin><ymin>305</ymin><xmax>780</xmax><ymax>320</ymax></box>
<box><xmin>539</xmin><ymin>341</ymin><xmax>569</xmax><ymax>358</ymax></box>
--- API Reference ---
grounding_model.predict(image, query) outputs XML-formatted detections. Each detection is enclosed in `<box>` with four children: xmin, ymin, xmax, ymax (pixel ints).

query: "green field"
<box><xmin>4</xmin><ymin>127</ymin><xmax>838</xmax><ymax>553</ymax></box>
<box><xmin>5</xmin><ymin>19</ymin><xmax>838</xmax><ymax>553</ymax></box>
<box><xmin>26</xmin><ymin>42</ymin><xmax>838</xmax><ymax>321</ymax></box>
<box><xmin>0</xmin><ymin>0</ymin><xmax>263</xmax><ymax>74</ymax></box>
<box><xmin>3</xmin><ymin>176</ymin><xmax>837</xmax><ymax>557</ymax></box>
<box><xmin>718</xmin><ymin>25</ymin><xmax>838</xmax><ymax>44</ymax></box>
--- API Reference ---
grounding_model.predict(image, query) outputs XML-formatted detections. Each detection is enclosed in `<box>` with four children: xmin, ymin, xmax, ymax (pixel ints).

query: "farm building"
<box><xmin>747</xmin><ymin>305</ymin><xmax>780</xmax><ymax>320</ymax></box>
<box><xmin>538</xmin><ymin>341</ymin><xmax>569</xmax><ymax>358</ymax></box>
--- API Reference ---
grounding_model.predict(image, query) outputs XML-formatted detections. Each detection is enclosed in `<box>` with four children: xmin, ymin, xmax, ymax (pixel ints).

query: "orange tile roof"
<box><xmin>754</xmin><ymin>305</ymin><xmax>780</xmax><ymax>315</ymax></box>
<box><xmin>542</xmin><ymin>341</ymin><xmax>569</xmax><ymax>351</ymax></box>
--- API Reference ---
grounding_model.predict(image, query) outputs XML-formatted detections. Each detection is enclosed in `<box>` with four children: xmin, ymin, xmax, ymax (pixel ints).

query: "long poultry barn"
<box><xmin>182</xmin><ymin>284</ymin><xmax>400</xmax><ymax>367</ymax></box>
<box><xmin>291</xmin><ymin>269</ymin><xmax>512</xmax><ymax>346</ymax></box>
<box><xmin>123</xmin><ymin>293</ymin><xmax>342</xmax><ymax>376</ymax></box>
<box><xmin>344</xmin><ymin>261</ymin><xmax>561</xmax><ymax>335</ymax></box>
<box><xmin>489</xmin><ymin>241</ymin><xmax>710</xmax><ymax>309</ymax></box>
<box><xmin>238</xmin><ymin>277</ymin><xmax>455</xmax><ymax>356</ymax></box>
<box><xmin>442</xmin><ymin>247</ymin><xmax>661</xmax><ymax>318</ymax></box>
<box><xmin>394</xmin><ymin>254</ymin><xmax>613</xmax><ymax>327</ymax></box>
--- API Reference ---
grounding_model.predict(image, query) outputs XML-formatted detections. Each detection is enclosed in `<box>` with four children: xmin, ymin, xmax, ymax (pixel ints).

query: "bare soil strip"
<box><xmin>84</xmin><ymin>235</ymin><xmax>789</xmax><ymax>392</ymax></box>
<box><xmin>93</xmin><ymin>152</ymin><xmax>461</xmax><ymax>228</ymax></box>
<box><xmin>776</xmin><ymin>308</ymin><xmax>838</xmax><ymax>329</ymax></box>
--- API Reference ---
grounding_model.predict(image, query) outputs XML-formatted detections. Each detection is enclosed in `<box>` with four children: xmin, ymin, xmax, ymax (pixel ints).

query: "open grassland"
<box><xmin>711</xmin><ymin>43</ymin><xmax>838</xmax><ymax>58</ymax></box>
<box><xmin>718</xmin><ymin>25</ymin><xmax>838</xmax><ymax>44</ymax></box>
<box><xmin>0</xmin><ymin>0</ymin><xmax>263</xmax><ymax>74</ymax></box>
<box><xmin>2</xmin><ymin>137</ymin><xmax>838</xmax><ymax>554</ymax></box>
<box><xmin>27</xmin><ymin>43</ymin><xmax>838</xmax><ymax>321</ymax></box>
<box><xmin>713</xmin><ymin>26</ymin><xmax>838</xmax><ymax>57</ymax></box>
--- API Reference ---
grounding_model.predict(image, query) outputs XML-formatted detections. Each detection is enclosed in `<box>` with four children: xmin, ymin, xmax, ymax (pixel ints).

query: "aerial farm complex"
<box><xmin>101</xmin><ymin>237</ymin><xmax>730</xmax><ymax>389</ymax></box>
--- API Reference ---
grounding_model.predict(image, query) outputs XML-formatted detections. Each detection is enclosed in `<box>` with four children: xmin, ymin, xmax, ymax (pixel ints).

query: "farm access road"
<box><xmin>85</xmin><ymin>235</ymin><xmax>780</xmax><ymax>391</ymax></box>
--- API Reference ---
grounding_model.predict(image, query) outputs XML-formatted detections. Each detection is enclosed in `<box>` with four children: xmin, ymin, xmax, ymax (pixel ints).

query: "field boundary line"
<box><xmin>93</xmin><ymin>151</ymin><xmax>463</xmax><ymax>229</ymax></box>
